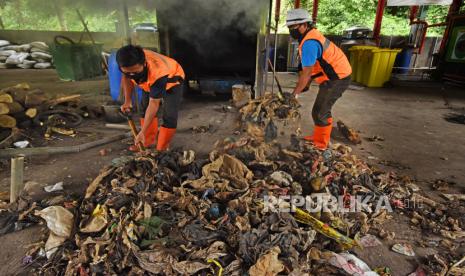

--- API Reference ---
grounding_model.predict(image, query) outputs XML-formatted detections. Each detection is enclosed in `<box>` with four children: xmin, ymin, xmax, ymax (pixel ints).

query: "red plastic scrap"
<box><xmin>79</xmin><ymin>266</ymin><xmax>89</xmax><ymax>276</ymax></box>
<box><xmin>391</xmin><ymin>199</ymin><xmax>405</xmax><ymax>209</ymax></box>
<box><xmin>342</xmin><ymin>187</ymin><xmax>352</xmax><ymax>208</ymax></box>
<box><xmin>324</xmin><ymin>172</ymin><xmax>337</xmax><ymax>183</ymax></box>
<box><xmin>311</xmin><ymin>160</ymin><xmax>319</xmax><ymax>173</ymax></box>
<box><xmin>213</xmin><ymin>214</ymin><xmax>229</xmax><ymax>226</ymax></box>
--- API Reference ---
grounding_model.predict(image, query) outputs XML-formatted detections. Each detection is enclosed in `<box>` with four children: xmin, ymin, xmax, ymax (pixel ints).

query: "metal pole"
<box><xmin>409</xmin><ymin>6</ymin><xmax>419</xmax><ymax>24</ymax></box>
<box><xmin>312</xmin><ymin>0</ymin><xmax>319</xmax><ymax>25</ymax></box>
<box><xmin>76</xmin><ymin>9</ymin><xmax>108</xmax><ymax>72</ymax></box>
<box><xmin>373</xmin><ymin>0</ymin><xmax>386</xmax><ymax>46</ymax></box>
<box><xmin>272</xmin><ymin>33</ymin><xmax>278</xmax><ymax>94</ymax></box>
<box><xmin>262</xmin><ymin>0</ymin><xmax>273</xmax><ymax>96</ymax></box>
<box><xmin>438</xmin><ymin>0</ymin><xmax>463</xmax><ymax>54</ymax></box>
<box><xmin>271</xmin><ymin>0</ymin><xmax>281</xmax><ymax>95</ymax></box>
<box><xmin>121</xmin><ymin>0</ymin><xmax>131</xmax><ymax>45</ymax></box>
<box><xmin>429</xmin><ymin>37</ymin><xmax>438</xmax><ymax>69</ymax></box>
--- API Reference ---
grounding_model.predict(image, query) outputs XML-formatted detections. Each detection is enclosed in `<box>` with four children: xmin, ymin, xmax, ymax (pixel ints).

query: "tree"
<box><xmin>53</xmin><ymin>0</ymin><xmax>68</xmax><ymax>31</ymax></box>
<box><xmin>0</xmin><ymin>0</ymin><xmax>450</xmax><ymax>36</ymax></box>
<box><xmin>277</xmin><ymin>0</ymin><xmax>447</xmax><ymax>36</ymax></box>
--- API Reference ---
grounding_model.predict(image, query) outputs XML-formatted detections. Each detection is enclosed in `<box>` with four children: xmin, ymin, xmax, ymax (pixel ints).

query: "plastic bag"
<box><xmin>327</xmin><ymin>252</ymin><xmax>379</xmax><ymax>276</ymax></box>
<box><xmin>35</xmin><ymin>206</ymin><xmax>73</xmax><ymax>237</ymax></box>
<box><xmin>0</xmin><ymin>50</ymin><xmax>16</xmax><ymax>57</ymax></box>
<box><xmin>17</xmin><ymin>63</ymin><xmax>33</xmax><ymax>69</ymax></box>
<box><xmin>31</xmin><ymin>51</ymin><xmax>52</xmax><ymax>60</ymax></box>
<box><xmin>30</xmin><ymin>41</ymin><xmax>49</xmax><ymax>51</ymax></box>
<box><xmin>6</xmin><ymin>52</ymin><xmax>29</xmax><ymax>65</ymax></box>
<box><xmin>34</xmin><ymin>62</ymin><xmax>52</xmax><ymax>69</ymax></box>
<box><xmin>35</xmin><ymin>206</ymin><xmax>74</xmax><ymax>259</ymax></box>
<box><xmin>0</xmin><ymin>40</ymin><xmax>10</xmax><ymax>47</ymax></box>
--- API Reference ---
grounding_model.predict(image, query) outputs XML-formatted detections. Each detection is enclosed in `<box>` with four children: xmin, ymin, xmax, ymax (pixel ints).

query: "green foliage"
<box><xmin>0</xmin><ymin>0</ymin><xmax>452</xmax><ymax>37</ymax></box>
<box><xmin>275</xmin><ymin>0</ymin><xmax>449</xmax><ymax>36</ymax></box>
<box><xmin>316</xmin><ymin>0</ymin><xmax>376</xmax><ymax>34</ymax></box>
<box><xmin>138</xmin><ymin>216</ymin><xmax>168</xmax><ymax>249</ymax></box>
<box><xmin>0</xmin><ymin>0</ymin><xmax>156</xmax><ymax>31</ymax></box>
<box><xmin>138</xmin><ymin>216</ymin><xmax>166</xmax><ymax>240</ymax></box>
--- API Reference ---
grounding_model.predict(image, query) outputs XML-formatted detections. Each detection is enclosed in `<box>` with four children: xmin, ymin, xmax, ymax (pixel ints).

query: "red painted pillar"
<box><xmin>447</xmin><ymin>0</ymin><xmax>463</xmax><ymax>18</ymax></box>
<box><xmin>409</xmin><ymin>6</ymin><xmax>419</xmax><ymax>24</ymax></box>
<box><xmin>312</xmin><ymin>0</ymin><xmax>319</xmax><ymax>24</ymax></box>
<box><xmin>294</xmin><ymin>0</ymin><xmax>300</xmax><ymax>9</ymax></box>
<box><xmin>373</xmin><ymin>0</ymin><xmax>386</xmax><ymax>46</ymax></box>
<box><xmin>439</xmin><ymin>0</ymin><xmax>464</xmax><ymax>53</ymax></box>
<box><xmin>275</xmin><ymin>0</ymin><xmax>281</xmax><ymax>23</ymax></box>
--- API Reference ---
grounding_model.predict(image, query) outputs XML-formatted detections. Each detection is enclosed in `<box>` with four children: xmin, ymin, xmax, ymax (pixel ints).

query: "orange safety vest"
<box><xmin>133</xmin><ymin>49</ymin><xmax>185</xmax><ymax>92</ymax></box>
<box><xmin>298</xmin><ymin>29</ymin><xmax>352</xmax><ymax>84</ymax></box>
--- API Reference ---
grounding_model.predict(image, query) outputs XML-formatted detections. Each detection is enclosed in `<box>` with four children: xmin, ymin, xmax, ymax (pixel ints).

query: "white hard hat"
<box><xmin>286</xmin><ymin>9</ymin><xmax>312</xmax><ymax>27</ymax></box>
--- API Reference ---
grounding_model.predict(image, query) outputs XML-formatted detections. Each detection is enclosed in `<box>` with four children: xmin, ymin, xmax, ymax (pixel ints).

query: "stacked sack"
<box><xmin>0</xmin><ymin>40</ymin><xmax>53</xmax><ymax>69</ymax></box>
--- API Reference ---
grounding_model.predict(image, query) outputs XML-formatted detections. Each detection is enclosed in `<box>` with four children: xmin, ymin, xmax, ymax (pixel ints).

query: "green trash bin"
<box><xmin>51</xmin><ymin>36</ymin><xmax>104</xmax><ymax>81</ymax></box>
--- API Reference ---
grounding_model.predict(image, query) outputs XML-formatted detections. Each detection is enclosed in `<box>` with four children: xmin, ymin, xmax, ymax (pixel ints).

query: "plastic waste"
<box><xmin>80</xmin><ymin>204</ymin><xmax>108</xmax><ymax>233</ymax></box>
<box><xmin>392</xmin><ymin>243</ymin><xmax>415</xmax><ymax>256</ymax></box>
<box><xmin>269</xmin><ymin>171</ymin><xmax>293</xmax><ymax>187</ymax></box>
<box><xmin>35</xmin><ymin>206</ymin><xmax>74</xmax><ymax>259</ymax></box>
<box><xmin>6</xmin><ymin>52</ymin><xmax>29</xmax><ymax>64</ymax></box>
<box><xmin>249</xmin><ymin>246</ymin><xmax>284</xmax><ymax>276</ymax></box>
<box><xmin>360</xmin><ymin>234</ymin><xmax>382</xmax><ymax>248</ymax></box>
<box><xmin>13</xmin><ymin>140</ymin><xmax>30</xmax><ymax>148</ymax></box>
<box><xmin>327</xmin><ymin>252</ymin><xmax>379</xmax><ymax>276</ymax></box>
<box><xmin>293</xmin><ymin>206</ymin><xmax>358</xmax><ymax>249</ymax></box>
<box><xmin>44</xmin><ymin>182</ymin><xmax>64</xmax><ymax>193</ymax></box>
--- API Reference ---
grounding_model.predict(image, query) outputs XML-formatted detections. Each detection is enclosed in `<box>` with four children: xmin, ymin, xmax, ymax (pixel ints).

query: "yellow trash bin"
<box><xmin>363</xmin><ymin>48</ymin><xmax>401</xmax><ymax>87</ymax></box>
<box><xmin>348</xmin><ymin>46</ymin><xmax>377</xmax><ymax>83</ymax></box>
<box><xmin>349</xmin><ymin>46</ymin><xmax>362</xmax><ymax>83</ymax></box>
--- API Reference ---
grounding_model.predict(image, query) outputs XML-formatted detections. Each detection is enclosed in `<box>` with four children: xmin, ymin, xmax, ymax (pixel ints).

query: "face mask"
<box><xmin>289</xmin><ymin>28</ymin><xmax>302</xmax><ymax>40</ymax></box>
<box><xmin>124</xmin><ymin>65</ymin><xmax>148</xmax><ymax>84</ymax></box>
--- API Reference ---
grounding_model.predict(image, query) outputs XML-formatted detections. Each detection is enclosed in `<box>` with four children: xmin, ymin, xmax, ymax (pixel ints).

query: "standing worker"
<box><xmin>286</xmin><ymin>9</ymin><xmax>352</xmax><ymax>150</ymax></box>
<box><xmin>117</xmin><ymin>45</ymin><xmax>185</xmax><ymax>151</ymax></box>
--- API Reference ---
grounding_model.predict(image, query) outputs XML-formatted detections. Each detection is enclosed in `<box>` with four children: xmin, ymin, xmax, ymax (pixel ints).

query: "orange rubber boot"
<box><xmin>303</xmin><ymin>134</ymin><xmax>314</xmax><ymax>141</ymax></box>
<box><xmin>304</xmin><ymin>118</ymin><xmax>333</xmax><ymax>142</ymax></box>
<box><xmin>140</xmin><ymin>118</ymin><xmax>158</xmax><ymax>147</ymax></box>
<box><xmin>156</xmin><ymin>127</ymin><xmax>176</xmax><ymax>151</ymax></box>
<box><xmin>128</xmin><ymin>118</ymin><xmax>158</xmax><ymax>151</ymax></box>
<box><xmin>313</xmin><ymin>118</ymin><xmax>333</xmax><ymax>150</ymax></box>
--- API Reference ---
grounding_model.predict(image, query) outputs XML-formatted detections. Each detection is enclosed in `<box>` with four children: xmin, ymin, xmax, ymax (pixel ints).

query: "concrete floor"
<box><xmin>270</xmin><ymin>72</ymin><xmax>465</xmax><ymax>187</ymax></box>
<box><xmin>0</xmin><ymin>69</ymin><xmax>464</xmax><ymax>193</ymax></box>
<box><xmin>0</xmin><ymin>69</ymin><xmax>464</xmax><ymax>275</ymax></box>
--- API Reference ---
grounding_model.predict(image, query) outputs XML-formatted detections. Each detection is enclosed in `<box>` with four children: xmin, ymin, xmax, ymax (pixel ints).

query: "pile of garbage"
<box><xmin>0</xmin><ymin>40</ymin><xmax>53</xmax><ymax>69</ymax></box>
<box><xmin>24</xmin><ymin>139</ymin><xmax>463</xmax><ymax>274</ymax></box>
<box><xmin>9</xmin><ymin>91</ymin><xmax>464</xmax><ymax>274</ymax></box>
<box><xmin>238</xmin><ymin>91</ymin><xmax>301</xmax><ymax>142</ymax></box>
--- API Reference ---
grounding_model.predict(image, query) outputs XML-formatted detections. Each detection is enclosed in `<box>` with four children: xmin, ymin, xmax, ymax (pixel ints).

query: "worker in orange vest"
<box><xmin>286</xmin><ymin>9</ymin><xmax>352</xmax><ymax>150</ymax></box>
<box><xmin>117</xmin><ymin>45</ymin><xmax>185</xmax><ymax>151</ymax></box>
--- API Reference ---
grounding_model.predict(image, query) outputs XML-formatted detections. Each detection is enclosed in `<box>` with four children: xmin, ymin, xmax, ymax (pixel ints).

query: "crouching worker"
<box><xmin>286</xmin><ymin>9</ymin><xmax>352</xmax><ymax>150</ymax></box>
<box><xmin>117</xmin><ymin>45</ymin><xmax>185</xmax><ymax>151</ymax></box>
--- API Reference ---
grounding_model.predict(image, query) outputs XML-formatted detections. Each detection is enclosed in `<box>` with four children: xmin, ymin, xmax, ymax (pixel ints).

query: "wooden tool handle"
<box><xmin>127</xmin><ymin>119</ymin><xmax>145</xmax><ymax>151</ymax></box>
<box><xmin>268</xmin><ymin>59</ymin><xmax>284</xmax><ymax>100</ymax></box>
